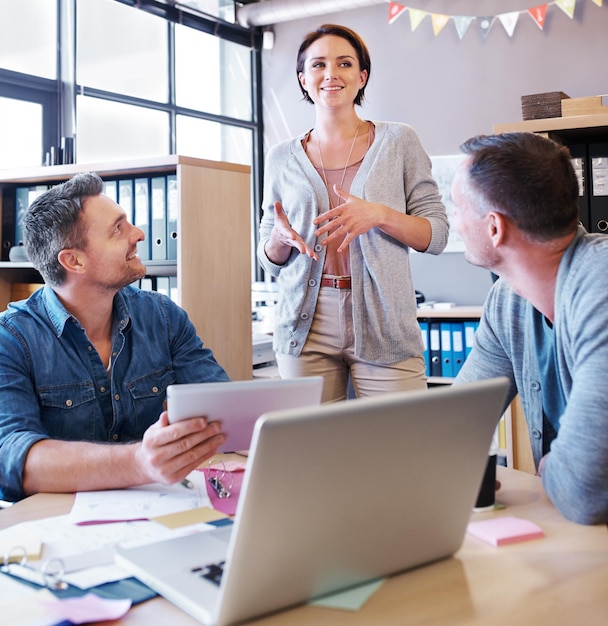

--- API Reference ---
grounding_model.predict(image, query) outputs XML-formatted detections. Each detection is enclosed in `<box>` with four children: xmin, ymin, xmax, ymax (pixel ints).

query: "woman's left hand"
<box><xmin>313</xmin><ymin>185</ymin><xmax>384</xmax><ymax>253</ymax></box>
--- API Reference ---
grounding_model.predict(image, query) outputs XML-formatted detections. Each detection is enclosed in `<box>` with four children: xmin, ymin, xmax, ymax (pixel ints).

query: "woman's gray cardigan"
<box><xmin>257</xmin><ymin>121</ymin><xmax>449</xmax><ymax>364</ymax></box>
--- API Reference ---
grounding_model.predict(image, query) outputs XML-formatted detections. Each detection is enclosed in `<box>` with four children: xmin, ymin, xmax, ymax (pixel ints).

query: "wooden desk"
<box><xmin>1</xmin><ymin>467</ymin><xmax>607</xmax><ymax>625</ymax></box>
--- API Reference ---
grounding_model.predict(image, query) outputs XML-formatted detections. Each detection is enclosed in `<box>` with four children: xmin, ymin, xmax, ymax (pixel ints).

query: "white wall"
<box><xmin>260</xmin><ymin>1</ymin><xmax>608</xmax><ymax>304</ymax></box>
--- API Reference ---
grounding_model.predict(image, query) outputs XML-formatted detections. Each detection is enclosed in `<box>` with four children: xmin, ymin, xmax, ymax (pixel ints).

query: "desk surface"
<box><xmin>1</xmin><ymin>467</ymin><xmax>607</xmax><ymax>625</ymax></box>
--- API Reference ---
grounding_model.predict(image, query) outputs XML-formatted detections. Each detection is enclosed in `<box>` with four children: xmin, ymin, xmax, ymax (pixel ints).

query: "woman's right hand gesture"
<box><xmin>264</xmin><ymin>201</ymin><xmax>319</xmax><ymax>264</ymax></box>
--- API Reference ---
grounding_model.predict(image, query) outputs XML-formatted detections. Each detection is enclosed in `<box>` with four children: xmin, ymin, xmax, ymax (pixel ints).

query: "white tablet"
<box><xmin>166</xmin><ymin>376</ymin><xmax>324</xmax><ymax>452</ymax></box>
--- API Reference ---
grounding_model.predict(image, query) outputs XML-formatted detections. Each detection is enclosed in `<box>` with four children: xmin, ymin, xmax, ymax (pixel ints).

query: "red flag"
<box><xmin>388</xmin><ymin>2</ymin><xmax>408</xmax><ymax>25</ymax></box>
<box><xmin>528</xmin><ymin>4</ymin><xmax>548</xmax><ymax>30</ymax></box>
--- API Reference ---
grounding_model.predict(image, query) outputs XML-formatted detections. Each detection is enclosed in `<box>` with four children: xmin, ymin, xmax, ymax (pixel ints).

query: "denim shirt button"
<box><xmin>289</xmin><ymin>339</ymin><xmax>297</xmax><ymax>347</ymax></box>
<box><xmin>114</xmin><ymin>394</ymin><xmax>120</xmax><ymax>401</ymax></box>
<box><xmin>308</xmin><ymin>279</ymin><xmax>316</xmax><ymax>287</ymax></box>
<box><xmin>65</xmin><ymin>399</ymin><xmax>73</xmax><ymax>407</ymax></box>
<box><xmin>314</xmin><ymin>244</ymin><xmax>322</xmax><ymax>253</ymax></box>
<box><xmin>532</xmin><ymin>429</ymin><xmax>542</xmax><ymax>439</ymax></box>
<box><xmin>300</xmin><ymin>312</ymin><xmax>309</xmax><ymax>320</ymax></box>
<box><xmin>152</xmin><ymin>386</ymin><xmax>159</xmax><ymax>394</ymax></box>
<box><xmin>531</xmin><ymin>381</ymin><xmax>541</xmax><ymax>391</ymax></box>
<box><xmin>112</xmin><ymin>434</ymin><xmax>119</xmax><ymax>441</ymax></box>
<box><xmin>99</xmin><ymin>386</ymin><xmax>106</xmax><ymax>393</ymax></box>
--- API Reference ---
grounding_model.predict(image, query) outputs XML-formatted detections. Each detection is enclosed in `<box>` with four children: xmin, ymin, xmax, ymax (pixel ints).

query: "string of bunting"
<box><xmin>387</xmin><ymin>0</ymin><xmax>603</xmax><ymax>39</ymax></box>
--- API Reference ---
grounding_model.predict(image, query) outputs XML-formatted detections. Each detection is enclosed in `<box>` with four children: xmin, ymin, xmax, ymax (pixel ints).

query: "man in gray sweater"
<box><xmin>451</xmin><ymin>132</ymin><xmax>608</xmax><ymax>525</ymax></box>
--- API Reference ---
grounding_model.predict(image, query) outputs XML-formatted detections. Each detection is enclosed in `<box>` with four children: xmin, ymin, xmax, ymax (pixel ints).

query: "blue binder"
<box><xmin>451</xmin><ymin>322</ymin><xmax>466</xmax><ymax>376</ymax></box>
<box><xmin>464</xmin><ymin>320</ymin><xmax>479</xmax><ymax>358</ymax></box>
<box><xmin>419</xmin><ymin>320</ymin><xmax>430</xmax><ymax>376</ymax></box>
<box><xmin>440</xmin><ymin>322</ymin><xmax>454</xmax><ymax>378</ymax></box>
<box><xmin>103</xmin><ymin>179</ymin><xmax>118</xmax><ymax>202</ymax></box>
<box><xmin>134</xmin><ymin>178</ymin><xmax>151</xmax><ymax>261</ymax></box>
<box><xmin>166</xmin><ymin>174</ymin><xmax>178</xmax><ymax>260</ymax></box>
<box><xmin>429</xmin><ymin>322</ymin><xmax>442</xmax><ymax>377</ymax></box>
<box><xmin>118</xmin><ymin>179</ymin><xmax>134</xmax><ymax>225</ymax></box>
<box><xmin>150</xmin><ymin>176</ymin><xmax>167</xmax><ymax>260</ymax></box>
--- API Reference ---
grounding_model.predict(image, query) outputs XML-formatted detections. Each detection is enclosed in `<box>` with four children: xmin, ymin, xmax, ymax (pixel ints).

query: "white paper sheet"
<box><xmin>68</xmin><ymin>470</ymin><xmax>211</xmax><ymax>525</ymax></box>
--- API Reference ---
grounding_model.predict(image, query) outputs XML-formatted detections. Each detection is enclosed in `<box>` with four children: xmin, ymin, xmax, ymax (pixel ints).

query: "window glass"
<box><xmin>0</xmin><ymin>0</ymin><xmax>56</xmax><ymax>79</ymax></box>
<box><xmin>176</xmin><ymin>116</ymin><xmax>252</xmax><ymax>166</ymax></box>
<box><xmin>179</xmin><ymin>0</ymin><xmax>236</xmax><ymax>23</ymax></box>
<box><xmin>0</xmin><ymin>97</ymin><xmax>43</xmax><ymax>169</ymax></box>
<box><xmin>77</xmin><ymin>0</ymin><xmax>168</xmax><ymax>102</ymax></box>
<box><xmin>76</xmin><ymin>96</ymin><xmax>169</xmax><ymax>164</ymax></box>
<box><xmin>175</xmin><ymin>24</ymin><xmax>251</xmax><ymax>121</ymax></box>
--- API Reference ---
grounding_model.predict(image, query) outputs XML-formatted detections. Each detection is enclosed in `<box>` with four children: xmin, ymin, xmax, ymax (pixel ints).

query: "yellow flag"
<box><xmin>431</xmin><ymin>14</ymin><xmax>450</xmax><ymax>36</ymax></box>
<box><xmin>409</xmin><ymin>8</ymin><xmax>427</xmax><ymax>32</ymax></box>
<box><xmin>556</xmin><ymin>0</ymin><xmax>577</xmax><ymax>18</ymax></box>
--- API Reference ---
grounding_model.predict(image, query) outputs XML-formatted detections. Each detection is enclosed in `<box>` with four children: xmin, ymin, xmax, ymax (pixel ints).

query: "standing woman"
<box><xmin>257</xmin><ymin>24</ymin><xmax>449</xmax><ymax>403</ymax></box>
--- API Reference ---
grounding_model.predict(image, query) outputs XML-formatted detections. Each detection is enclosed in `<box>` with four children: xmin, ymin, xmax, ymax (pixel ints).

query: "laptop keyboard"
<box><xmin>191</xmin><ymin>560</ymin><xmax>225</xmax><ymax>586</ymax></box>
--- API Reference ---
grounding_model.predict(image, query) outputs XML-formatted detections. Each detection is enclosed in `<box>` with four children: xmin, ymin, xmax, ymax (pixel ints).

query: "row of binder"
<box><xmin>104</xmin><ymin>174</ymin><xmax>179</xmax><ymax>262</ymax></box>
<box><xmin>569</xmin><ymin>141</ymin><xmax>608</xmax><ymax>233</ymax></box>
<box><xmin>1</xmin><ymin>174</ymin><xmax>179</xmax><ymax>263</ymax></box>
<box><xmin>1</xmin><ymin>184</ymin><xmax>48</xmax><ymax>259</ymax></box>
<box><xmin>419</xmin><ymin>319</ymin><xmax>479</xmax><ymax>378</ymax></box>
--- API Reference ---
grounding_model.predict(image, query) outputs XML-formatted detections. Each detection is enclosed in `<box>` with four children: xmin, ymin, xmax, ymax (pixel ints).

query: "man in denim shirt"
<box><xmin>451</xmin><ymin>132</ymin><xmax>608</xmax><ymax>525</ymax></box>
<box><xmin>0</xmin><ymin>172</ymin><xmax>229</xmax><ymax>502</ymax></box>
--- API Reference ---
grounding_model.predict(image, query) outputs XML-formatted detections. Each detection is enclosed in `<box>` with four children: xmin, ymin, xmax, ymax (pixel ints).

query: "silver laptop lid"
<box><xmin>216</xmin><ymin>377</ymin><xmax>509</xmax><ymax>625</ymax></box>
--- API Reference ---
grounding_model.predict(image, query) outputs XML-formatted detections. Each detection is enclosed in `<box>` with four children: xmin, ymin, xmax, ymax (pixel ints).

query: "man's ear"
<box><xmin>57</xmin><ymin>248</ymin><xmax>85</xmax><ymax>275</ymax></box>
<box><xmin>488</xmin><ymin>211</ymin><xmax>507</xmax><ymax>247</ymax></box>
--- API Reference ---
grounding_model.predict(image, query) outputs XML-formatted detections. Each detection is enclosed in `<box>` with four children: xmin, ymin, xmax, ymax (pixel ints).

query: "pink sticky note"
<box><xmin>467</xmin><ymin>516</ymin><xmax>544</xmax><ymax>546</ymax></box>
<box><xmin>41</xmin><ymin>593</ymin><xmax>132</xmax><ymax>623</ymax></box>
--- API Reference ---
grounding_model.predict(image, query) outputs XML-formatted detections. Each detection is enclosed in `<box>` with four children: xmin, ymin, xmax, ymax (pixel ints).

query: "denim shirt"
<box><xmin>0</xmin><ymin>285</ymin><xmax>229</xmax><ymax>502</ymax></box>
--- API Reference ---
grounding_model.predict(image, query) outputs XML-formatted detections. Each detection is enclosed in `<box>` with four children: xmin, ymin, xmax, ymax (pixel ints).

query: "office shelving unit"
<box><xmin>416</xmin><ymin>305</ymin><xmax>524</xmax><ymax>471</ymax></box>
<box><xmin>0</xmin><ymin>155</ymin><xmax>252</xmax><ymax>381</ymax></box>
<box><xmin>494</xmin><ymin>112</ymin><xmax>608</xmax><ymax>235</ymax></box>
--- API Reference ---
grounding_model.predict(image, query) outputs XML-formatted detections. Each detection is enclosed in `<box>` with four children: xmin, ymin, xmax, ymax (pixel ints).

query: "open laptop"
<box><xmin>115</xmin><ymin>377</ymin><xmax>510</xmax><ymax>626</ymax></box>
<box><xmin>166</xmin><ymin>376</ymin><xmax>324</xmax><ymax>452</ymax></box>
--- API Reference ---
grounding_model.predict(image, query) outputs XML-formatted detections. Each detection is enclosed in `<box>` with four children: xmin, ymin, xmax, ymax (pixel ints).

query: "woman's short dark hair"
<box><xmin>459</xmin><ymin>132</ymin><xmax>580</xmax><ymax>240</ymax></box>
<box><xmin>296</xmin><ymin>24</ymin><xmax>371</xmax><ymax>106</ymax></box>
<box><xmin>23</xmin><ymin>172</ymin><xmax>104</xmax><ymax>286</ymax></box>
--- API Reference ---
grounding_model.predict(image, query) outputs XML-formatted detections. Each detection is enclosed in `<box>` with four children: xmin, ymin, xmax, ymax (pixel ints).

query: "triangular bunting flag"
<box><xmin>388</xmin><ymin>2</ymin><xmax>407</xmax><ymax>25</ymax></box>
<box><xmin>453</xmin><ymin>15</ymin><xmax>473</xmax><ymax>40</ymax></box>
<box><xmin>409</xmin><ymin>8</ymin><xmax>427</xmax><ymax>32</ymax></box>
<box><xmin>556</xmin><ymin>0</ymin><xmax>577</xmax><ymax>18</ymax></box>
<box><xmin>478</xmin><ymin>16</ymin><xmax>495</xmax><ymax>40</ymax></box>
<box><xmin>498</xmin><ymin>11</ymin><xmax>520</xmax><ymax>37</ymax></box>
<box><xmin>431</xmin><ymin>14</ymin><xmax>450</xmax><ymax>36</ymax></box>
<box><xmin>528</xmin><ymin>4</ymin><xmax>548</xmax><ymax>30</ymax></box>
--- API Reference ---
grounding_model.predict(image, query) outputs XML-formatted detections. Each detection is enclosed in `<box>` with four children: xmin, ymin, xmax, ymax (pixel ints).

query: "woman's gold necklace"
<box><xmin>316</xmin><ymin>120</ymin><xmax>362</xmax><ymax>210</ymax></box>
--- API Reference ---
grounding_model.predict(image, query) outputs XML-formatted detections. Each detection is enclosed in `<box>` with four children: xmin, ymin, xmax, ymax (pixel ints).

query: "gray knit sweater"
<box><xmin>456</xmin><ymin>227</ymin><xmax>608</xmax><ymax>524</ymax></box>
<box><xmin>257</xmin><ymin>121</ymin><xmax>449</xmax><ymax>363</ymax></box>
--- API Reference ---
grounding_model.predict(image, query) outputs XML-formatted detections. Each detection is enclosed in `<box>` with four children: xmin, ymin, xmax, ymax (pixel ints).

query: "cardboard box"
<box><xmin>521</xmin><ymin>91</ymin><xmax>570</xmax><ymax>120</ymax></box>
<box><xmin>561</xmin><ymin>95</ymin><xmax>608</xmax><ymax>117</ymax></box>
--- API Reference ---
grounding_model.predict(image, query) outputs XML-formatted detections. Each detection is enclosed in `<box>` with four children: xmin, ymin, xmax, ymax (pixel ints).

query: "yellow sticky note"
<box><xmin>151</xmin><ymin>506</ymin><xmax>229</xmax><ymax>529</ymax></box>
<box><xmin>0</xmin><ymin>532</ymin><xmax>42</xmax><ymax>562</ymax></box>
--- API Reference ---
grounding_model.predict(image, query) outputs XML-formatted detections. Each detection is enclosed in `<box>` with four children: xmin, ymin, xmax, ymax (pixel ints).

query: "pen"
<box><xmin>181</xmin><ymin>478</ymin><xmax>194</xmax><ymax>489</ymax></box>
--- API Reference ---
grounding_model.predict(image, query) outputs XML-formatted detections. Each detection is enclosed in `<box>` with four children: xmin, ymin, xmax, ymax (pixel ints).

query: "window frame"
<box><xmin>0</xmin><ymin>68</ymin><xmax>59</xmax><ymax>165</ymax></box>
<box><xmin>0</xmin><ymin>0</ymin><xmax>266</xmax><ymax>280</ymax></box>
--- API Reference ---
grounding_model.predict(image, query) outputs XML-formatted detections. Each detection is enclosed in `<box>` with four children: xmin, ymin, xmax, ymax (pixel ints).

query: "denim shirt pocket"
<box><xmin>38</xmin><ymin>382</ymin><xmax>97</xmax><ymax>440</ymax></box>
<box><xmin>125</xmin><ymin>367</ymin><xmax>177</xmax><ymax>434</ymax></box>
